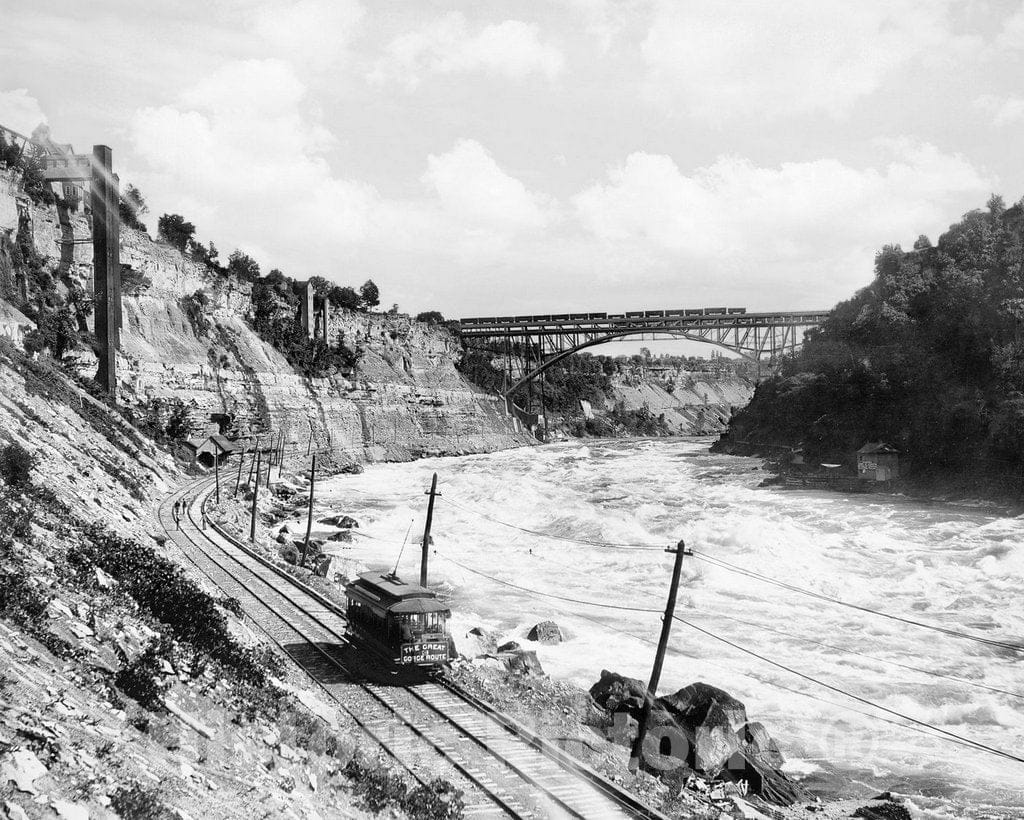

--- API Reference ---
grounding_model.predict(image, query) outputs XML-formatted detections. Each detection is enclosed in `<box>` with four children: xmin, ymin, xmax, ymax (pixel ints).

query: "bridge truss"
<box><xmin>457</xmin><ymin>310</ymin><xmax>831</xmax><ymax>398</ymax></box>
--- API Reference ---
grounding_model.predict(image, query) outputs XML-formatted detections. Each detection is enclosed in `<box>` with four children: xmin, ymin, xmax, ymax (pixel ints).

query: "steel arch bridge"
<box><xmin>456</xmin><ymin>308</ymin><xmax>831</xmax><ymax>397</ymax></box>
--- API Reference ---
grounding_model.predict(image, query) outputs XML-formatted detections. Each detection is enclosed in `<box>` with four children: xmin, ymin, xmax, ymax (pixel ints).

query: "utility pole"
<box><xmin>420</xmin><ymin>473</ymin><xmax>439</xmax><ymax>587</ymax></box>
<box><xmin>300</xmin><ymin>454</ymin><xmax>317</xmax><ymax>568</ymax></box>
<box><xmin>234</xmin><ymin>446</ymin><xmax>246</xmax><ymax>497</ymax></box>
<box><xmin>249</xmin><ymin>449</ymin><xmax>262</xmax><ymax>543</ymax></box>
<box><xmin>214</xmin><ymin>441</ymin><xmax>221</xmax><ymax>504</ymax></box>
<box><xmin>247</xmin><ymin>436</ymin><xmax>259</xmax><ymax>487</ymax></box>
<box><xmin>629</xmin><ymin>539</ymin><xmax>690</xmax><ymax>773</ymax></box>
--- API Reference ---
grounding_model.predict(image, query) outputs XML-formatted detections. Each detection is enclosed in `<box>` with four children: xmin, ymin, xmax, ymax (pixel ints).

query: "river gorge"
<box><xmin>316</xmin><ymin>438</ymin><xmax>1024</xmax><ymax>819</ymax></box>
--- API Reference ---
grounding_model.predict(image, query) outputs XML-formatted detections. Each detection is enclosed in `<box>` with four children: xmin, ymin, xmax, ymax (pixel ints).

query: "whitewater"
<box><xmin>315</xmin><ymin>438</ymin><xmax>1024</xmax><ymax>818</ymax></box>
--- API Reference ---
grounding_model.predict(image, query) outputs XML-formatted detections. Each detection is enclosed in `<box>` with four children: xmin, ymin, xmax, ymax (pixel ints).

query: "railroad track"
<box><xmin>158</xmin><ymin>479</ymin><xmax>666</xmax><ymax>820</ymax></box>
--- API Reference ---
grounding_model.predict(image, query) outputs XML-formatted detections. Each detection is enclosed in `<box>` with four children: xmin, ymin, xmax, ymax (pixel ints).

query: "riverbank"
<box><xmin>714</xmin><ymin>435</ymin><xmax>1024</xmax><ymax>511</ymax></box>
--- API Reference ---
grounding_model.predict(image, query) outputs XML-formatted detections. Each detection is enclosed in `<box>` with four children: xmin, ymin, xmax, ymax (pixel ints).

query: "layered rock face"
<box><xmin>1</xmin><ymin>176</ymin><xmax>533</xmax><ymax>464</ymax></box>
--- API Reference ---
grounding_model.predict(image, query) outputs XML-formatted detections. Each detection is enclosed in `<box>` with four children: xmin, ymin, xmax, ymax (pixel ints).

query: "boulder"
<box><xmin>328</xmin><ymin>530</ymin><xmax>353</xmax><ymax>543</ymax></box>
<box><xmin>740</xmin><ymin>721</ymin><xmax>784</xmax><ymax>768</ymax></box>
<box><xmin>457</xmin><ymin>627</ymin><xmax>497</xmax><ymax>658</ymax></box>
<box><xmin>720</xmin><ymin>749</ymin><xmax>808</xmax><ymax>806</ymax></box>
<box><xmin>495</xmin><ymin>649</ymin><xmax>544</xmax><ymax>677</ymax></box>
<box><xmin>658</xmin><ymin>682</ymin><xmax>748</xmax><ymax>734</ymax></box>
<box><xmin>526</xmin><ymin>620</ymin><xmax>563</xmax><ymax>645</ymax></box>
<box><xmin>319</xmin><ymin>514</ymin><xmax>359</xmax><ymax>529</ymax></box>
<box><xmin>340</xmin><ymin>463</ymin><xmax>364</xmax><ymax>474</ymax></box>
<box><xmin>853</xmin><ymin>804</ymin><xmax>912</xmax><ymax>820</ymax></box>
<box><xmin>657</xmin><ymin>683</ymin><xmax>749</xmax><ymax>777</ymax></box>
<box><xmin>496</xmin><ymin>640</ymin><xmax>520</xmax><ymax>653</ymax></box>
<box><xmin>589</xmin><ymin>669</ymin><xmax>647</xmax><ymax>717</ymax></box>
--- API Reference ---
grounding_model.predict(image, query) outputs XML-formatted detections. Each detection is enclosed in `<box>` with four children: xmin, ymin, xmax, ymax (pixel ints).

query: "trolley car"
<box><xmin>344</xmin><ymin>571</ymin><xmax>453</xmax><ymax>667</ymax></box>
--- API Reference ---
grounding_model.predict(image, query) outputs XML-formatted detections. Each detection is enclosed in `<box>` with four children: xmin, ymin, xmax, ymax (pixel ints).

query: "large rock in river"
<box><xmin>526</xmin><ymin>620</ymin><xmax>563</xmax><ymax>644</ymax></box>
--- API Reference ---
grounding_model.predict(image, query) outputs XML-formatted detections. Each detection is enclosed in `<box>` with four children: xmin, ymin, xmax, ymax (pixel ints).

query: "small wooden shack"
<box><xmin>183</xmin><ymin>434</ymin><xmax>240</xmax><ymax>468</ymax></box>
<box><xmin>856</xmin><ymin>442</ymin><xmax>900</xmax><ymax>481</ymax></box>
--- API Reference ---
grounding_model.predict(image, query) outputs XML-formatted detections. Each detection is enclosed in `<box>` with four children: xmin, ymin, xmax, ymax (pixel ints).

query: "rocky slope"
<box><xmin>603</xmin><ymin>373</ymin><xmax>753</xmax><ymax>436</ymax></box>
<box><xmin>1</xmin><ymin>167</ymin><xmax>533</xmax><ymax>467</ymax></box>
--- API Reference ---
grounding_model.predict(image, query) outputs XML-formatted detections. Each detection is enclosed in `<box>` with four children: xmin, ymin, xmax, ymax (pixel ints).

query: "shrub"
<box><xmin>115</xmin><ymin>639</ymin><xmax>168</xmax><ymax>710</ymax></box>
<box><xmin>0</xmin><ymin>442</ymin><xmax>36</xmax><ymax>487</ymax></box>
<box><xmin>180</xmin><ymin>290</ymin><xmax>211</xmax><ymax>336</ymax></box>
<box><xmin>343</xmin><ymin>757</ymin><xmax>464</xmax><ymax>819</ymax></box>
<box><xmin>416</xmin><ymin>311</ymin><xmax>445</xmax><ymax>325</ymax></box>
<box><xmin>69</xmin><ymin>524</ymin><xmax>276</xmax><ymax>690</ymax></box>
<box><xmin>110</xmin><ymin>783</ymin><xmax>173</xmax><ymax>820</ymax></box>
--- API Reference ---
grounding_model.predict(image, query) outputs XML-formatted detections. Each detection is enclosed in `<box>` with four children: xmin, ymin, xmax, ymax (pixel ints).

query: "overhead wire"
<box><xmin>437</xmin><ymin>489</ymin><xmax>1024</xmax><ymax>654</ymax></box>
<box><xmin>525</xmin><ymin>545</ymin><xmax>1024</xmax><ymax>701</ymax></box>
<box><xmin>435</xmin><ymin>550</ymin><xmax>1024</xmax><ymax>767</ymax></box>
<box><xmin>690</xmin><ymin>549</ymin><xmax>1024</xmax><ymax>654</ymax></box>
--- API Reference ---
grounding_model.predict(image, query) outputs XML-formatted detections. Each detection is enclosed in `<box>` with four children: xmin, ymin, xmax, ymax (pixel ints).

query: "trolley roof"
<box><xmin>346</xmin><ymin>572</ymin><xmax>450</xmax><ymax>614</ymax></box>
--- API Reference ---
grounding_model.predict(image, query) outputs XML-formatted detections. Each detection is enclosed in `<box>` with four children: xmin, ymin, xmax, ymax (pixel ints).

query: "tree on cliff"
<box><xmin>226</xmin><ymin>250</ymin><xmax>260</xmax><ymax>282</ymax></box>
<box><xmin>157</xmin><ymin>214</ymin><xmax>195</xmax><ymax>253</ymax></box>
<box><xmin>328</xmin><ymin>285</ymin><xmax>361</xmax><ymax>310</ymax></box>
<box><xmin>119</xmin><ymin>184</ymin><xmax>148</xmax><ymax>232</ymax></box>
<box><xmin>723</xmin><ymin>193</ymin><xmax>1024</xmax><ymax>478</ymax></box>
<box><xmin>359</xmin><ymin>279</ymin><xmax>380</xmax><ymax>309</ymax></box>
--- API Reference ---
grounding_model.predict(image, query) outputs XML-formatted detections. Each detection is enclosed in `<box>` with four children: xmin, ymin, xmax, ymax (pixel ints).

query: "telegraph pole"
<box><xmin>629</xmin><ymin>539</ymin><xmax>690</xmax><ymax>773</ymax></box>
<box><xmin>234</xmin><ymin>446</ymin><xmax>246</xmax><ymax>497</ymax></box>
<box><xmin>420</xmin><ymin>473</ymin><xmax>439</xmax><ymax>587</ymax></box>
<box><xmin>300</xmin><ymin>454</ymin><xmax>317</xmax><ymax>568</ymax></box>
<box><xmin>247</xmin><ymin>436</ymin><xmax>259</xmax><ymax>487</ymax></box>
<box><xmin>249</xmin><ymin>449</ymin><xmax>262</xmax><ymax>543</ymax></box>
<box><xmin>213</xmin><ymin>441</ymin><xmax>221</xmax><ymax>504</ymax></box>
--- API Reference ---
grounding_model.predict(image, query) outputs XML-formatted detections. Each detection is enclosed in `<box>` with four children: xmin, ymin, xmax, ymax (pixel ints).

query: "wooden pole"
<box><xmin>247</xmin><ymin>437</ymin><xmax>259</xmax><ymax>487</ymax></box>
<box><xmin>629</xmin><ymin>539</ymin><xmax>690</xmax><ymax>773</ymax></box>
<box><xmin>214</xmin><ymin>442</ymin><xmax>221</xmax><ymax>504</ymax></box>
<box><xmin>234</xmin><ymin>447</ymin><xmax>245</xmax><ymax>497</ymax></box>
<box><xmin>249</xmin><ymin>449</ymin><xmax>261</xmax><ymax>543</ymax></box>
<box><xmin>300</xmin><ymin>454</ymin><xmax>317</xmax><ymax>568</ymax></box>
<box><xmin>420</xmin><ymin>473</ymin><xmax>439</xmax><ymax>587</ymax></box>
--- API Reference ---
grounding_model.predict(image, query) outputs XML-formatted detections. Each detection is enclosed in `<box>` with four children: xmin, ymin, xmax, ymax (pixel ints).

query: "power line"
<box><xmin>671</xmin><ymin>615</ymin><xmax>1024</xmax><ymax>766</ymax></box>
<box><xmin>691</xmin><ymin>550</ymin><xmax>1024</xmax><ymax>654</ymax></box>
<box><xmin>438</xmin><ymin>551</ymin><xmax>1024</xmax><ymax>767</ymax></box>
<box><xmin>525</xmin><ymin>546</ymin><xmax>1024</xmax><ymax>701</ymax></box>
<box><xmin>436</xmin><ymin>552</ymin><xmax>660</xmax><ymax>613</ymax></box>
<box><xmin>438</xmin><ymin>496</ymin><xmax>664</xmax><ymax>550</ymax></box>
<box><xmin>435</xmin><ymin>490</ymin><xmax>1024</xmax><ymax>656</ymax></box>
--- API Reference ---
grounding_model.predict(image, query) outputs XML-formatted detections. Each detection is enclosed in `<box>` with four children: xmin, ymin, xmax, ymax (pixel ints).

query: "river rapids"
<box><xmin>316</xmin><ymin>439</ymin><xmax>1024</xmax><ymax>818</ymax></box>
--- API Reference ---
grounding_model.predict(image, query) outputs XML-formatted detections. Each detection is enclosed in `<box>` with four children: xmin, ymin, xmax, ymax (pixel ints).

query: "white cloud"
<box><xmin>975</xmin><ymin>93</ymin><xmax>1024</xmax><ymax>126</ymax></box>
<box><xmin>997</xmin><ymin>2</ymin><xmax>1024</xmax><ymax>49</ymax></box>
<box><xmin>641</xmin><ymin>0</ymin><xmax>974</xmax><ymax>120</ymax></box>
<box><xmin>368</xmin><ymin>12</ymin><xmax>564</xmax><ymax>89</ymax></box>
<box><xmin>129</xmin><ymin>59</ymin><xmax>376</xmax><ymax>269</ymax></box>
<box><xmin>253</xmin><ymin>0</ymin><xmax>365</xmax><ymax>70</ymax></box>
<box><xmin>0</xmin><ymin>89</ymin><xmax>47</xmax><ymax>137</ymax></box>
<box><xmin>572</xmin><ymin>142</ymin><xmax>992</xmax><ymax>304</ymax></box>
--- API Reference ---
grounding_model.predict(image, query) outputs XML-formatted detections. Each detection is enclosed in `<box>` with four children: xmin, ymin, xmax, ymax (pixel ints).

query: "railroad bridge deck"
<box><xmin>456</xmin><ymin>308</ymin><xmax>831</xmax><ymax>396</ymax></box>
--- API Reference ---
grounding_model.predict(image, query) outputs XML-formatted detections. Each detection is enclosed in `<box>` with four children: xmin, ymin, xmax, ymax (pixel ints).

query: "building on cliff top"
<box><xmin>856</xmin><ymin>442</ymin><xmax>900</xmax><ymax>481</ymax></box>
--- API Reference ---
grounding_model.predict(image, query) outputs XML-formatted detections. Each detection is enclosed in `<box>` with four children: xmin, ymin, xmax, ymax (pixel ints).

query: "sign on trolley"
<box><xmin>400</xmin><ymin>641</ymin><xmax>449</xmax><ymax>665</ymax></box>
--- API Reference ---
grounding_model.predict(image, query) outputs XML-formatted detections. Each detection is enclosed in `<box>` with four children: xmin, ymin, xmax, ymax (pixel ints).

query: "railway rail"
<box><xmin>158</xmin><ymin>479</ymin><xmax>666</xmax><ymax>820</ymax></box>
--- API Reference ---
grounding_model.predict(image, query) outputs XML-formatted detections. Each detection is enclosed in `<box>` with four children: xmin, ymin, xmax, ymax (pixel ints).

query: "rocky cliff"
<box><xmin>0</xmin><ymin>168</ymin><xmax>533</xmax><ymax>465</ymax></box>
<box><xmin>603</xmin><ymin>373</ymin><xmax>754</xmax><ymax>435</ymax></box>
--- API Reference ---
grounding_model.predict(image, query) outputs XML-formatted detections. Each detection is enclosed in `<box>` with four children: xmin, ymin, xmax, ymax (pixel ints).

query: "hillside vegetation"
<box><xmin>720</xmin><ymin>195</ymin><xmax>1024</xmax><ymax>483</ymax></box>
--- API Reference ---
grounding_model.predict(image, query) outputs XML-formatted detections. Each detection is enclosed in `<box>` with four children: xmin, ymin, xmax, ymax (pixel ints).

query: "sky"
<box><xmin>2</xmin><ymin>0</ymin><xmax>1024</xmax><ymax>327</ymax></box>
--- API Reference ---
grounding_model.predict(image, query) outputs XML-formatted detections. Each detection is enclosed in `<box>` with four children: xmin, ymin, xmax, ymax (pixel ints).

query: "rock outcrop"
<box><xmin>589</xmin><ymin>673</ymin><xmax>807</xmax><ymax>806</ymax></box>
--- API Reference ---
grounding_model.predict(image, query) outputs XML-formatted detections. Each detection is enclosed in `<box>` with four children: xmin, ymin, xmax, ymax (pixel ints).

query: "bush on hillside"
<box><xmin>0</xmin><ymin>442</ymin><xmax>36</xmax><ymax>488</ymax></box>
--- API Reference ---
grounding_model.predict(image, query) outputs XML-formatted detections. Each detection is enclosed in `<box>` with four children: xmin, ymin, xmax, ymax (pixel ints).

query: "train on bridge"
<box><xmin>459</xmin><ymin>307</ymin><xmax>748</xmax><ymax>324</ymax></box>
